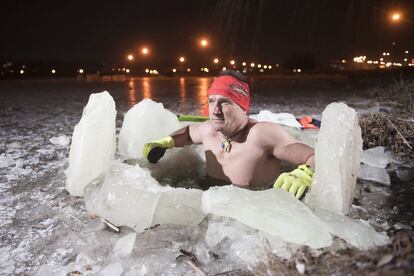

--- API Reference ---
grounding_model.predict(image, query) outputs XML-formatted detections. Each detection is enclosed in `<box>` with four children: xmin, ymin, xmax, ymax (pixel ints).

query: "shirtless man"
<box><xmin>143</xmin><ymin>70</ymin><xmax>315</xmax><ymax>199</ymax></box>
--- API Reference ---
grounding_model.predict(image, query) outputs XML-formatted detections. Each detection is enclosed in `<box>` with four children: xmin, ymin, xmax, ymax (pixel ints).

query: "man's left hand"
<box><xmin>273</xmin><ymin>164</ymin><xmax>313</xmax><ymax>200</ymax></box>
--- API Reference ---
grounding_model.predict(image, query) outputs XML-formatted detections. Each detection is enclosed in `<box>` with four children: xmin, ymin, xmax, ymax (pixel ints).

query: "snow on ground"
<box><xmin>0</xmin><ymin>78</ymin><xmax>412</xmax><ymax>275</ymax></box>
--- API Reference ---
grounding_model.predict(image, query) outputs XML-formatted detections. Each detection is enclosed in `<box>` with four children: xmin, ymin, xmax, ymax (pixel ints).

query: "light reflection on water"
<box><xmin>196</xmin><ymin>77</ymin><xmax>210</xmax><ymax>115</ymax></box>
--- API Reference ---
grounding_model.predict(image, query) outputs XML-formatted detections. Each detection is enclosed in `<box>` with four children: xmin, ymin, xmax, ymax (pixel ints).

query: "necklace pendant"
<box><xmin>223</xmin><ymin>138</ymin><xmax>232</xmax><ymax>153</ymax></box>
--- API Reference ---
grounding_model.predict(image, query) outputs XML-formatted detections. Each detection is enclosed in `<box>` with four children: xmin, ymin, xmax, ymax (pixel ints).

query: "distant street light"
<box><xmin>390</xmin><ymin>12</ymin><xmax>402</xmax><ymax>22</ymax></box>
<box><xmin>230</xmin><ymin>60</ymin><xmax>235</xmax><ymax>65</ymax></box>
<box><xmin>200</xmin><ymin>38</ymin><xmax>209</xmax><ymax>47</ymax></box>
<box><xmin>51</xmin><ymin>69</ymin><xmax>56</xmax><ymax>74</ymax></box>
<box><xmin>78</xmin><ymin>69</ymin><xmax>84</xmax><ymax>74</ymax></box>
<box><xmin>213</xmin><ymin>58</ymin><xmax>219</xmax><ymax>64</ymax></box>
<box><xmin>141</xmin><ymin>47</ymin><xmax>149</xmax><ymax>55</ymax></box>
<box><xmin>179</xmin><ymin>56</ymin><xmax>185</xmax><ymax>63</ymax></box>
<box><xmin>127</xmin><ymin>54</ymin><xmax>134</xmax><ymax>61</ymax></box>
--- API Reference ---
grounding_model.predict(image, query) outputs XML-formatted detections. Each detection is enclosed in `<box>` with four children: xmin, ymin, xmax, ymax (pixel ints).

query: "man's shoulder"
<box><xmin>248</xmin><ymin>120</ymin><xmax>284</xmax><ymax>134</ymax></box>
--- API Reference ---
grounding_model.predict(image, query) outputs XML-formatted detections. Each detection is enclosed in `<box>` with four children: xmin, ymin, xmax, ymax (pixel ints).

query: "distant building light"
<box><xmin>172</xmin><ymin>68</ymin><xmax>176</xmax><ymax>73</ymax></box>
<box><xmin>341</xmin><ymin>59</ymin><xmax>346</xmax><ymax>64</ymax></box>
<box><xmin>293</xmin><ymin>69</ymin><xmax>297</xmax><ymax>72</ymax></box>
<box><xmin>78</xmin><ymin>69</ymin><xmax>84</xmax><ymax>74</ymax></box>
<box><xmin>257</xmin><ymin>64</ymin><xmax>262</xmax><ymax>68</ymax></box>
<box><xmin>51</xmin><ymin>69</ymin><xmax>56</xmax><ymax>74</ymax></box>
<box><xmin>276</xmin><ymin>64</ymin><xmax>279</xmax><ymax>67</ymax></box>
<box><xmin>242</xmin><ymin>62</ymin><xmax>247</xmax><ymax>66</ymax></box>
<box><xmin>222</xmin><ymin>67</ymin><xmax>227</xmax><ymax>70</ymax></box>
<box><xmin>373</xmin><ymin>61</ymin><xmax>379</xmax><ymax>64</ymax></box>
<box><xmin>127</xmin><ymin>54</ymin><xmax>134</xmax><ymax>61</ymax></box>
<box><xmin>404</xmin><ymin>58</ymin><xmax>408</xmax><ymax>62</ymax></box>
<box><xmin>230</xmin><ymin>60</ymin><xmax>235</xmax><ymax>65</ymax></box>
<box><xmin>204</xmin><ymin>68</ymin><xmax>209</xmax><ymax>73</ymax></box>
<box><xmin>250</xmin><ymin>63</ymin><xmax>255</xmax><ymax>67</ymax></box>
<box><xmin>213</xmin><ymin>58</ymin><xmax>219</xmax><ymax>64</ymax></box>
<box><xmin>367</xmin><ymin>60</ymin><xmax>373</xmax><ymax>64</ymax></box>
<box><xmin>263</xmin><ymin>65</ymin><xmax>268</xmax><ymax>69</ymax></box>
<box><xmin>126</xmin><ymin>69</ymin><xmax>130</xmax><ymax>73</ymax></box>
<box><xmin>179</xmin><ymin>57</ymin><xmax>185</xmax><ymax>63</ymax></box>
<box><xmin>268</xmin><ymin>65</ymin><xmax>272</xmax><ymax>69</ymax></box>
<box><xmin>187</xmin><ymin>68</ymin><xmax>191</xmax><ymax>72</ymax></box>
<box><xmin>380</xmin><ymin>58</ymin><xmax>384</xmax><ymax>61</ymax></box>
<box><xmin>145</xmin><ymin>69</ymin><xmax>149</xmax><ymax>73</ymax></box>
<box><xmin>386</xmin><ymin>62</ymin><xmax>392</xmax><ymax>67</ymax></box>
<box><xmin>382</xmin><ymin>52</ymin><xmax>386</xmax><ymax>56</ymax></box>
<box><xmin>405</xmin><ymin>50</ymin><xmax>409</xmax><ymax>54</ymax></box>
<box><xmin>259</xmin><ymin>69</ymin><xmax>264</xmax><ymax>72</ymax></box>
<box><xmin>20</xmin><ymin>70</ymin><xmax>24</xmax><ymax>74</ymax></box>
<box><xmin>297</xmin><ymin>69</ymin><xmax>301</xmax><ymax>73</ymax></box>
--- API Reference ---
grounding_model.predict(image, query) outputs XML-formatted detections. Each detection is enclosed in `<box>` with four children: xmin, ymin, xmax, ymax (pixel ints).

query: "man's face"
<box><xmin>208</xmin><ymin>94</ymin><xmax>247</xmax><ymax>133</ymax></box>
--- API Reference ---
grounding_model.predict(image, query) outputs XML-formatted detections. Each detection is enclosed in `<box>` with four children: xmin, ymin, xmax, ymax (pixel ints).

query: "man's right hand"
<box><xmin>143</xmin><ymin>136</ymin><xmax>175</xmax><ymax>163</ymax></box>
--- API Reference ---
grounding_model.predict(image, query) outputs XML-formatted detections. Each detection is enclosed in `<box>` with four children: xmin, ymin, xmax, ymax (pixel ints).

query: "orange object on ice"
<box><xmin>298</xmin><ymin>116</ymin><xmax>319</xmax><ymax>129</ymax></box>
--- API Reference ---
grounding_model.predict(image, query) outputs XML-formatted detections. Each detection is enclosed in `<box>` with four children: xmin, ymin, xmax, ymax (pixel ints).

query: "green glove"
<box><xmin>143</xmin><ymin>136</ymin><xmax>175</xmax><ymax>163</ymax></box>
<box><xmin>273</xmin><ymin>164</ymin><xmax>313</xmax><ymax>200</ymax></box>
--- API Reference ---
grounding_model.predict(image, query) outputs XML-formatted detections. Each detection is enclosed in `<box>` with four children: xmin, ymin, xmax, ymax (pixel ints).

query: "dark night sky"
<box><xmin>1</xmin><ymin>0</ymin><xmax>413</xmax><ymax>65</ymax></box>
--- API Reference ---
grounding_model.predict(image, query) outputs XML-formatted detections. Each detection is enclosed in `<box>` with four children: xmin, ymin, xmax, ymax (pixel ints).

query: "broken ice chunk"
<box><xmin>204</xmin><ymin>216</ymin><xmax>293</xmax><ymax>267</ymax></box>
<box><xmin>0</xmin><ymin>154</ymin><xmax>14</xmax><ymax>168</ymax></box>
<box><xmin>202</xmin><ymin>186</ymin><xmax>332</xmax><ymax>249</ymax></box>
<box><xmin>49</xmin><ymin>135</ymin><xmax>71</xmax><ymax>146</ymax></box>
<box><xmin>308</xmin><ymin>102</ymin><xmax>362</xmax><ymax>215</ymax></box>
<box><xmin>361</xmin><ymin>146</ymin><xmax>392</xmax><ymax>168</ymax></box>
<box><xmin>84</xmin><ymin>161</ymin><xmax>205</xmax><ymax>233</ymax></box>
<box><xmin>314</xmin><ymin>209</ymin><xmax>389</xmax><ymax>250</ymax></box>
<box><xmin>358</xmin><ymin>164</ymin><xmax>391</xmax><ymax>185</ymax></box>
<box><xmin>65</xmin><ymin>91</ymin><xmax>116</xmax><ymax>196</ymax></box>
<box><xmin>112</xmin><ymin>232</ymin><xmax>137</xmax><ymax>258</ymax></box>
<box><xmin>99</xmin><ymin>262</ymin><xmax>124</xmax><ymax>276</ymax></box>
<box><xmin>118</xmin><ymin>99</ymin><xmax>182</xmax><ymax>159</ymax></box>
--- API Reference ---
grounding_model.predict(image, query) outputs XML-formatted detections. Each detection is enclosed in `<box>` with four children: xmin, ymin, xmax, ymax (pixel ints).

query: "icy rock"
<box><xmin>314</xmin><ymin>209</ymin><xmax>389</xmax><ymax>250</ymax></box>
<box><xmin>118</xmin><ymin>99</ymin><xmax>181</xmax><ymax>159</ymax></box>
<box><xmin>249</xmin><ymin>110</ymin><xmax>303</xmax><ymax>128</ymax></box>
<box><xmin>358</xmin><ymin>165</ymin><xmax>391</xmax><ymax>185</ymax></box>
<box><xmin>0</xmin><ymin>154</ymin><xmax>14</xmax><ymax>168</ymax></box>
<box><xmin>49</xmin><ymin>135</ymin><xmax>71</xmax><ymax>146</ymax></box>
<box><xmin>99</xmin><ymin>262</ymin><xmax>124</xmax><ymax>276</ymax></box>
<box><xmin>112</xmin><ymin>232</ymin><xmax>137</xmax><ymax>257</ymax></box>
<box><xmin>361</xmin><ymin>146</ymin><xmax>392</xmax><ymax>168</ymax></box>
<box><xmin>65</xmin><ymin>91</ymin><xmax>116</xmax><ymax>197</ymax></box>
<box><xmin>84</xmin><ymin>161</ymin><xmax>205</xmax><ymax>233</ymax></box>
<box><xmin>202</xmin><ymin>186</ymin><xmax>332</xmax><ymax>249</ymax></box>
<box><xmin>308</xmin><ymin>102</ymin><xmax>362</xmax><ymax>215</ymax></box>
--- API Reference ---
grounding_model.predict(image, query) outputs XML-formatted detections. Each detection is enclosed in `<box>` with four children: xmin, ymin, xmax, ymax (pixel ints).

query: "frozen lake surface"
<box><xmin>0</xmin><ymin>77</ymin><xmax>409</xmax><ymax>275</ymax></box>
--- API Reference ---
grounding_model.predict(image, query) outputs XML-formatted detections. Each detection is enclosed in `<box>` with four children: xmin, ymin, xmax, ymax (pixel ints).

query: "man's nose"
<box><xmin>212</xmin><ymin>103</ymin><xmax>222</xmax><ymax>114</ymax></box>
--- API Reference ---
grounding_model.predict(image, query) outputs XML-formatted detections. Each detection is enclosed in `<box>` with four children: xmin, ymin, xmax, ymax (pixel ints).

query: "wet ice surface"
<box><xmin>0</xmin><ymin>77</ymin><xmax>412</xmax><ymax>275</ymax></box>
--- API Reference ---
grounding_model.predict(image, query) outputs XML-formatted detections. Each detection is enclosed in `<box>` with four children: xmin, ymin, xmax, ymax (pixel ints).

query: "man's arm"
<box><xmin>171</xmin><ymin>122</ymin><xmax>204</xmax><ymax>147</ymax></box>
<box><xmin>143</xmin><ymin>121</ymin><xmax>205</xmax><ymax>163</ymax></box>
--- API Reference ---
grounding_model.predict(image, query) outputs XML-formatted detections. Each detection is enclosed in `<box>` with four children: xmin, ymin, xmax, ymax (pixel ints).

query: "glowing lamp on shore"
<box><xmin>78</xmin><ymin>69</ymin><xmax>84</xmax><ymax>74</ymax></box>
<box><xmin>127</xmin><ymin>54</ymin><xmax>134</xmax><ymax>61</ymax></box>
<box><xmin>230</xmin><ymin>60</ymin><xmax>235</xmax><ymax>65</ymax></box>
<box><xmin>20</xmin><ymin>70</ymin><xmax>24</xmax><ymax>74</ymax></box>
<box><xmin>242</xmin><ymin>62</ymin><xmax>246</xmax><ymax>66</ymax></box>
<box><xmin>250</xmin><ymin>63</ymin><xmax>255</xmax><ymax>67</ymax></box>
<box><xmin>200</xmin><ymin>39</ymin><xmax>208</xmax><ymax>47</ymax></box>
<box><xmin>172</xmin><ymin>68</ymin><xmax>177</xmax><ymax>73</ymax></box>
<box><xmin>391</xmin><ymin>12</ymin><xmax>401</xmax><ymax>22</ymax></box>
<box><xmin>179</xmin><ymin>57</ymin><xmax>185</xmax><ymax>63</ymax></box>
<box><xmin>51</xmin><ymin>69</ymin><xmax>56</xmax><ymax>74</ymax></box>
<box><xmin>213</xmin><ymin>58</ymin><xmax>219</xmax><ymax>64</ymax></box>
<box><xmin>141</xmin><ymin>47</ymin><xmax>149</xmax><ymax>55</ymax></box>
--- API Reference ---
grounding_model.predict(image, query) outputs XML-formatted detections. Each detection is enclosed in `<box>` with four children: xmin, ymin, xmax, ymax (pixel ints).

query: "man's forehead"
<box><xmin>208</xmin><ymin>94</ymin><xmax>233</xmax><ymax>101</ymax></box>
